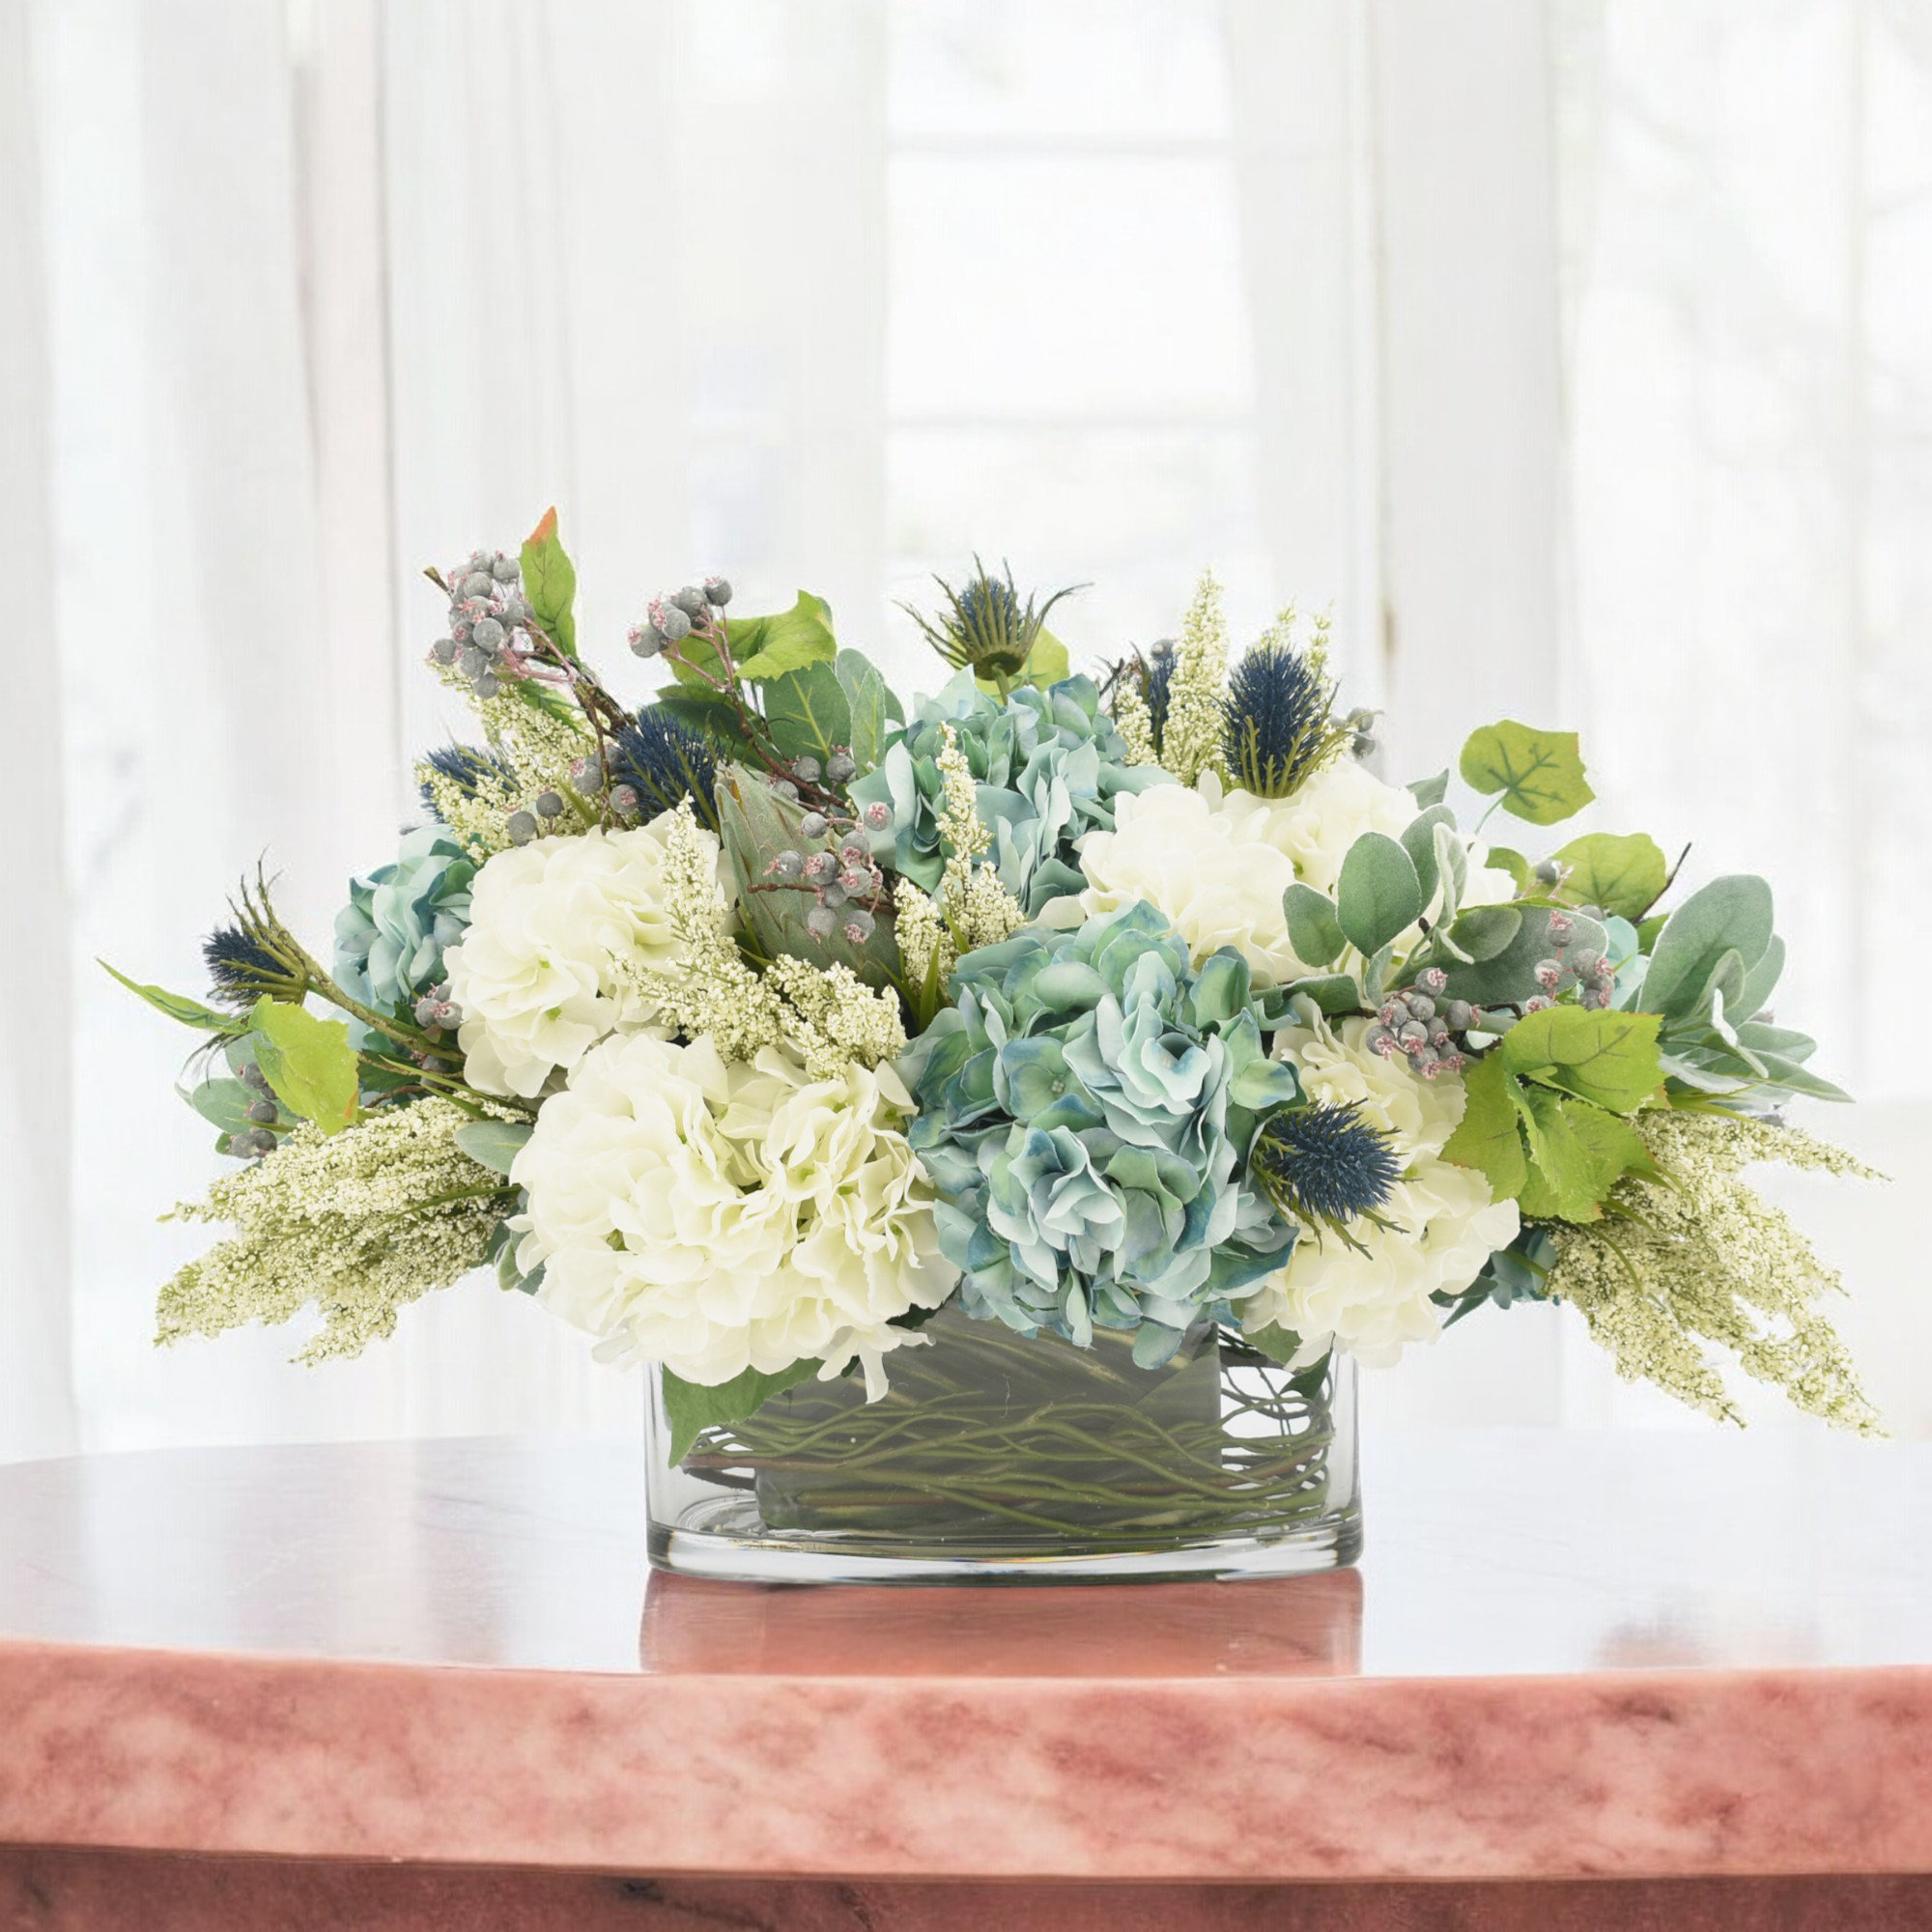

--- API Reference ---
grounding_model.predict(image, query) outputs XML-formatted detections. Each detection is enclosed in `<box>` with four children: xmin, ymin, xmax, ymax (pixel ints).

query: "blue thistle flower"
<box><xmin>419</xmin><ymin>743</ymin><xmax>516</xmax><ymax>818</ymax></box>
<box><xmin>609</xmin><ymin>705</ymin><xmax>720</xmax><ymax>831</ymax></box>
<box><xmin>1143</xmin><ymin>649</ymin><xmax>1175</xmax><ymax>755</ymax></box>
<box><xmin>202</xmin><ymin>923</ymin><xmax>304</xmax><ymax>1009</ymax></box>
<box><xmin>902</xmin><ymin>556</ymin><xmax>1081</xmax><ymax>680</ymax></box>
<box><xmin>1222</xmin><ymin>642</ymin><xmax>1347</xmax><ymax>799</ymax></box>
<box><xmin>1249</xmin><ymin>1102</ymin><xmax>1401</xmax><ymax>1244</ymax></box>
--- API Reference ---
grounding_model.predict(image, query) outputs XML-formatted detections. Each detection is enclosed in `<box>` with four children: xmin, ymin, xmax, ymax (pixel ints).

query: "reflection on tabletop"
<box><xmin>638</xmin><ymin>1570</ymin><xmax>1363</xmax><ymax>1678</ymax></box>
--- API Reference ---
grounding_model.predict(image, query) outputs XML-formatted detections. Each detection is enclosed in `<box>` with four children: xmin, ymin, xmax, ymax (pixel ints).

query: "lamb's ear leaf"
<box><xmin>660</xmin><ymin>1360</ymin><xmax>821</xmax><ymax>1465</ymax></box>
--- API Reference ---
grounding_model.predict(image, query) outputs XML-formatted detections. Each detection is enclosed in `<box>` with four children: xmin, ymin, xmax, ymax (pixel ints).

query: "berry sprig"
<box><xmin>755</xmin><ymin>764</ymin><xmax>893</xmax><ymax>947</ymax></box>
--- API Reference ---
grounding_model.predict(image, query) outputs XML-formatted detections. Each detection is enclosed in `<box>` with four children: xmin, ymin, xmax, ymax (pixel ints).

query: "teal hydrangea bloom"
<box><xmin>332</xmin><ymin>825</ymin><xmax>475</xmax><ymax>1045</ymax></box>
<box><xmin>849</xmin><ymin>670</ymin><xmax>1171</xmax><ymax>917</ymax></box>
<box><xmin>897</xmin><ymin>898</ymin><xmax>1302</xmax><ymax>1364</ymax></box>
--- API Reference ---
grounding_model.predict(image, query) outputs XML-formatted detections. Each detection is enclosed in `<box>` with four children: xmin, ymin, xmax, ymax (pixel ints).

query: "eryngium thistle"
<box><xmin>1249</xmin><ymin>1102</ymin><xmax>1401</xmax><ymax>1241</ymax></box>
<box><xmin>609</xmin><ymin>705</ymin><xmax>721</xmax><ymax>832</ymax></box>
<box><xmin>418</xmin><ymin>743</ymin><xmax>518</xmax><ymax>818</ymax></box>
<box><xmin>902</xmin><ymin>556</ymin><xmax>1079</xmax><ymax>680</ymax></box>
<box><xmin>1143</xmin><ymin>649</ymin><xmax>1175</xmax><ymax>754</ymax></box>
<box><xmin>1223</xmin><ymin>640</ymin><xmax>1348</xmax><ymax>799</ymax></box>
<box><xmin>202</xmin><ymin>875</ymin><xmax>312</xmax><ymax>1009</ymax></box>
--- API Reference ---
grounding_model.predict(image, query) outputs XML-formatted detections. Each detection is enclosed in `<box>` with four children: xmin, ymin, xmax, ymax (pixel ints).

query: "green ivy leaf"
<box><xmin>1282</xmin><ymin>885</ymin><xmax>1347</xmax><ymax>968</ymax></box>
<box><xmin>1485</xmin><ymin>846</ymin><xmax>1532</xmax><ymax>893</ymax></box>
<box><xmin>729</xmin><ymin>590</ymin><xmax>839</xmax><ymax>683</ymax></box>
<box><xmin>1334</xmin><ymin>832</ymin><xmax>1423</xmax><ymax>956</ymax></box>
<box><xmin>1639</xmin><ymin>874</ymin><xmax>1776</xmax><ymax>1022</ymax></box>
<box><xmin>1239</xmin><ymin>1320</ymin><xmax>1308</xmax><ymax>1368</ymax></box>
<box><xmin>661</xmin><ymin>1359</ymin><xmax>821</xmax><ymax>1465</ymax></box>
<box><xmin>761</xmin><ymin>662</ymin><xmax>853</xmax><ymax>765</ymax></box>
<box><xmin>1459</xmin><ymin>721</ymin><xmax>1594</xmax><ymax>825</ymax></box>
<box><xmin>1499</xmin><ymin>1005</ymin><xmax>1664</xmax><ymax>1113</ymax></box>
<box><xmin>1552</xmin><ymin>832</ymin><xmax>1668</xmax><ymax>921</ymax></box>
<box><xmin>518</xmin><ymin>507</ymin><xmax>578</xmax><ymax>658</ymax></box>
<box><xmin>834</xmin><ymin>648</ymin><xmax>900</xmax><ymax>776</ymax></box>
<box><xmin>452</xmin><ymin>1121</ymin><xmax>534</xmax><ymax>1177</ymax></box>
<box><xmin>99</xmin><ymin>959</ymin><xmax>245</xmax><ymax>1035</ymax></box>
<box><xmin>1512</xmin><ymin>1086</ymin><xmax>1655</xmax><ymax>1223</ymax></box>
<box><xmin>247</xmin><ymin>997</ymin><xmax>358</xmax><ymax>1135</ymax></box>
<box><xmin>1441</xmin><ymin>1055</ymin><xmax>1529</xmax><ymax>1199</ymax></box>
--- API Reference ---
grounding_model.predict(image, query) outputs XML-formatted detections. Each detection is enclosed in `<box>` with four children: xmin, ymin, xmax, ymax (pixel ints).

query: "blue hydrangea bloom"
<box><xmin>897</xmin><ymin>899</ymin><xmax>1303</xmax><ymax>1364</ymax></box>
<box><xmin>332</xmin><ymin>825</ymin><xmax>475</xmax><ymax>1045</ymax></box>
<box><xmin>849</xmin><ymin>670</ymin><xmax>1172</xmax><ymax>918</ymax></box>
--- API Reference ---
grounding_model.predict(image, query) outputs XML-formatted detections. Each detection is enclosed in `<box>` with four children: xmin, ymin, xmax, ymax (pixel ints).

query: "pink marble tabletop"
<box><xmin>0</xmin><ymin>1429</ymin><xmax>1928</xmax><ymax>1887</ymax></box>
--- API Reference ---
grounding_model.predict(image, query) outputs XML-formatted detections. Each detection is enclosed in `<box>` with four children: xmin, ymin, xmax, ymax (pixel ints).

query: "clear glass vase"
<box><xmin>645</xmin><ymin>1307</ymin><xmax>1361</xmax><ymax>1583</ymax></box>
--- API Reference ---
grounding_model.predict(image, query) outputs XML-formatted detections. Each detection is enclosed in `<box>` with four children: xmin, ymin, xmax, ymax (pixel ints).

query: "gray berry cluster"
<box><xmin>1364</xmin><ymin>965</ymin><xmax>1473</xmax><ymax>1080</ymax></box>
<box><xmin>225</xmin><ymin>1059</ymin><xmax>282</xmax><ymax>1155</ymax></box>
<box><xmin>629</xmin><ymin>577</ymin><xmax>733</xmax><ymax>658</ymax></box>
<box><xmin>431</xmin><ymin>549</ymin><xmax>531</xmax><ymax>699</ymax></box>
<box><xmin>1540</xmin><ymin>911</ymin><xmax>1618</xmax><ymax>1009</ymax></box>
<box><xmin>762</xmin><ymin>763</ymin><xmax>886</xmax><ymax>947</ymax></box>
<box><xmin>412</xmin><ymin>979</ymin><xmax>461</xmax><ymax>1037</ymax></box>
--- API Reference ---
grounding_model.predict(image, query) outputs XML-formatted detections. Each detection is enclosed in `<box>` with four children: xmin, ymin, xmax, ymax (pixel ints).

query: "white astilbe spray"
<box><xmin>632</xmin><ymin>801</ymin><xmax>906</xmax><ymax>1075</ymax></box>
<box><xmin>1111</xmin><ymin>679</ymin><xmax>1160</xmax><ymax>767</ymax></box>
<box><xmin>899</xmin><ymin>724</ymin><xmax>1025</xmax><ymax>998</ymax></box>
<box><xmin>158</xmin><ymin>1099</ymin><xmax>509</xmax><ymax>1363</ymax></box>
<box><xmin>1160</xmin><ymin>569</ymin><xmax>1231</xmax><ymax>786</ymax></box>
<box><xmin>1548</xmin><ymin>1111</ymin><xmax>1884</xmax><ymax>1435</ymax></box>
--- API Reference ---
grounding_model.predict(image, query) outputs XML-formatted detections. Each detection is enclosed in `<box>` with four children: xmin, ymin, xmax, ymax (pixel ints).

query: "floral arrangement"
<box><xmin>117</xmin><ymin>513</ymin><xmax>1883</xmax><ymax>1471</ymax></box>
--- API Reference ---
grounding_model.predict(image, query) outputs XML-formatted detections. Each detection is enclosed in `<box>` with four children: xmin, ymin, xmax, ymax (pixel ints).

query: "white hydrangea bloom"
<box><xmin>1053</xmin><ymin>779</ymin><xmax>1305</xmax><ymax>982</ymax></box>
<box><xmin>442</xmin><ymin>818</ymin><xmax>725</xmax><ymax>1098</ymax></box>
<box><xmin>510</xmin><ymin>1034</ymin><xmax>957</xmax><ymax>1390</ymax></box>
<box><xmin>1059</xmin><ymin>760</ymin><xmax>1514</xmax><ymax>984</ymax></box>
<box><xmin>1245</xmin><ymin>1016</ymin><xmax>1520</xmax><ymax>1368</ymax></box>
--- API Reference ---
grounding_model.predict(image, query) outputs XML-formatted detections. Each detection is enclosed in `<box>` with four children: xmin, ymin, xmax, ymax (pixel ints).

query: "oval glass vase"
<box><xmin>645</xmin><ymin>1307</ymin><xmax>1361</xmax><ymax>1583</ymax></box>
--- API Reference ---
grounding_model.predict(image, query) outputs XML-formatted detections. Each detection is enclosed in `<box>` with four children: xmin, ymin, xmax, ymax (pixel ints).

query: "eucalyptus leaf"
<box><xmin>1448</xmin><ymin>904</ymin><xmax>1522</xmax><ymax>963</ymax></box>
<box><xmin>1459</xmin><ymin>721</ymin><xmax>1594</xmax><ymax>825</ymax></box>
<box><xmin>1281</xmin><ymin>885</ymin><xmax>1347</xmax><ymax>969</ymax></box>
<box><xmin>453</xmin><ymin>1121</ymin><xmax>534</xmax><ymax>1176</ymax></box>
<box><xmin>1335</xmin><ymin>832</ymin><xmax>1423</xmax><ymax>956</ymax></box>
<box><xmin>1407</xmin><ymin>770</ymin><xmax>1449</xmax><ymax>810</ymax></box>
<box><xmin>661</xmin><ymin>1359</ymin><xmax>821</xmax><ymax>1465</ymax></box>
<box><xmin>181</xmin><ymin>1077</ymin><xmax>261</xmax><ymax>1137</ymax></box>
<box><xmin>1735</xmin><ymin>934</ymin><xmax>1785</xmax><ymax>1022</ymax></box>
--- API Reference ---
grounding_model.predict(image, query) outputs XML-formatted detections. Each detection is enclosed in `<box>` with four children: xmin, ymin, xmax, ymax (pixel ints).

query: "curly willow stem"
<box><xmin>678</xmin><ymin>1315</ymin><xmax>1346</xmax><ymax>1550</ymax></box>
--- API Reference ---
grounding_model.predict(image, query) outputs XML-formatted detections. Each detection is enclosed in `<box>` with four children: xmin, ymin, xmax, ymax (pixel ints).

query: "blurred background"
<box><xmin>3</xmin><ymin>0</ymin><xmax>1927</xmax><ymax>1463</ymax></box>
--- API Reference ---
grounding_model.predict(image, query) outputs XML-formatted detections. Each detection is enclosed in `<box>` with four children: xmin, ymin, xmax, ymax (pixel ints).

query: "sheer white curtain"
<box><xmin>5</xmin><ymin>0</ymin><xmax>1926</xmax><ymax>1462</ymax></box>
